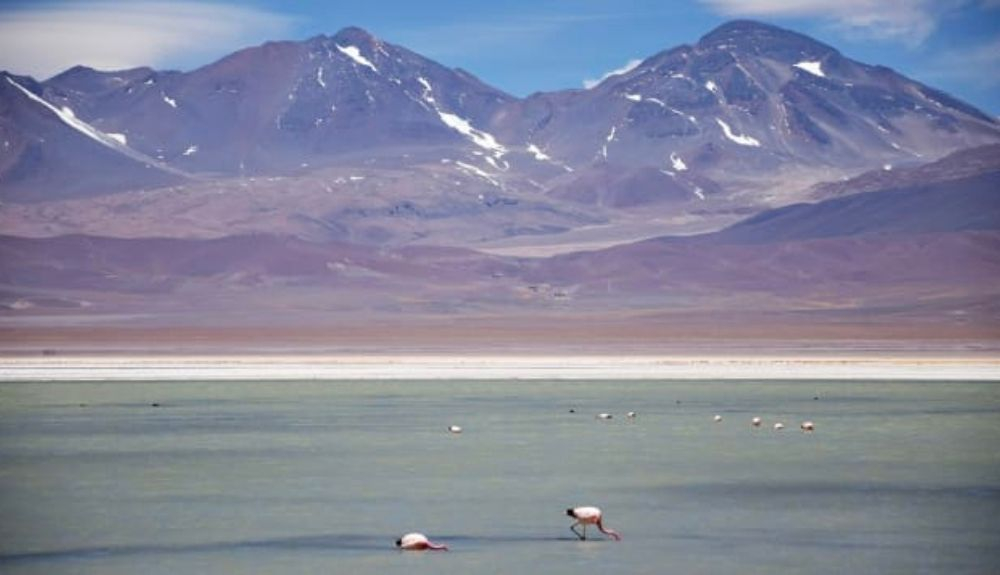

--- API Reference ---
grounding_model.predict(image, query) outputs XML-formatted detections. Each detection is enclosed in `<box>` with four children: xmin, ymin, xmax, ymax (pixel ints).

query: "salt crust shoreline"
<box><xmin>1</xmin><ymin>356</ymin><xmax>998</xmax><ymax>381</ymax></box>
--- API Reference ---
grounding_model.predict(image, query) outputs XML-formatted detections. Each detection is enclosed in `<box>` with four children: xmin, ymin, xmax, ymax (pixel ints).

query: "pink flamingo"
<box><xmin>395</xmin><ymin>532</ymin><xmax>448</xmax><ymax>551</ymax></box>
<box><xmin>566</xmin><ymin>506</ymin><xmax>621</xmax><ymax>541</ymax></box>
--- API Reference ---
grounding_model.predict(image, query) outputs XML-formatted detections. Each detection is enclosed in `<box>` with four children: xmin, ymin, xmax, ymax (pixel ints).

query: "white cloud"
<box><xmin>0</xmin><ymin>1</ymin><xmax>297</xmax><ymax>80</ymax></box>
<box><xmin>583</xmin><ymin>59</ymin><xmax>642</xmax><ymax>89</ymax></box>
<box><xmin>700</xmin><ymin>0</ymin><xmax>938</xmax><ymax>45</ymax></box>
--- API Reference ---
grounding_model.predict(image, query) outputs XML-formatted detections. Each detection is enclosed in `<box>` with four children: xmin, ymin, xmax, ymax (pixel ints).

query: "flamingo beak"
<box><xmin>395</xmin><ymin>539</ymin><xmax>402</xmax><ymax>547</ymax></box>
<box><xmin>566</xmin><ymin>508</ymin><xmax>575</xmax><ymax>517</ymax></box>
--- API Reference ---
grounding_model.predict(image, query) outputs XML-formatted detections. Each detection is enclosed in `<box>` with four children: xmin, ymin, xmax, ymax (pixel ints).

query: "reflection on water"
<box><xmin>1</xmin><ymin>379</ymin><xmax>998</xmax><ymax>574</ymax></box>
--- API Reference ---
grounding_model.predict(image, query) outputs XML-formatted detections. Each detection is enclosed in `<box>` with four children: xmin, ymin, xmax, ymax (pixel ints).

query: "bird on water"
<box><xmin>566</xmin><ymin>506</ymin><xmax>621</xmax><ymax>541</ymax></box>
<box><xmin>395</xmin><ymin>532</ymin><xmax>448</xmax><ymax>551</ymax></box>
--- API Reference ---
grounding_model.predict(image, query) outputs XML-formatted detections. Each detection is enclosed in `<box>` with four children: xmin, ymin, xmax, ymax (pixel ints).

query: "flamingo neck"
<box><xmin>427</xmin><ymin>542</ymin><xmax>449</xmax><ymax>551</ymax></box>
<box><xmin>597</xmin><ymin>520</ymin><xmax>622</xmax><ymax>541</ymax></box>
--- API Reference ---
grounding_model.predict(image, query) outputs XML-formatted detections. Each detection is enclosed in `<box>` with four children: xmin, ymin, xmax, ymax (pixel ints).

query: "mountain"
<box><xmin>38</xmin><ymin>27</ymin><xmax>513</xmax><ymax>177</ymax></box>
<box><xmin>1</xmin><ymin>20</ymin><xmax>998</xmax><ymax>342</ymax></box>
<box><xmin>1</xmin><ymin>20</ymin><xmax>997</xmax><ymax>250</ymax></box>
<box><xmin>490</xmin><ymin>20</ymin><xmax>999</xmax><ymax>210</ymax></box>
<box><xmin>0</xmin><ymin>73</ymin><xmax>187</xmax><ymax>201</ymax></box>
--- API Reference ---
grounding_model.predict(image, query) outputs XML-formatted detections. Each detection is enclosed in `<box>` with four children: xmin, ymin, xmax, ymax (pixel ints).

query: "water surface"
<box><xmin>1</xmin><ymin>379</ymin><xmax>998</xmax><ymax>574</ymax></box>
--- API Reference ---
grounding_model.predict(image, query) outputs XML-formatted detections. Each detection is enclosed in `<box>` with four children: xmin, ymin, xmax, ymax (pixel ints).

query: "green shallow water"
<box><xmin>1</xmin><ymin>379</ymin><xmax>998</xmax><ymax>574</ymax></box>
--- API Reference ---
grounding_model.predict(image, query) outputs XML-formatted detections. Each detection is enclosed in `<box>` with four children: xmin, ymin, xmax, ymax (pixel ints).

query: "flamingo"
<box><xmin>773</xmin><ymin>422</ymin><xmax>785</xmax><ymax>430</ymax></box>
<box><xmin>713</xmin><ymin>414</ymin><xmax>723</xmax><ymax>422</ymax></box>
<box><xmin>800</xmin><ymin>421</ymin><xmax>815</xmax><ymax>432</ymax></box>
<box><xmin>596</xmin><ymin>413</ymin><xmax>613</xmax><ymax>420</ymax></box>
<box><xmin>626</xmin><ymin>411</ymin><xmax>637</xmax><ymax>419</ymax></box>
<box><xmin>448</xmin><ymin>425</ymin><xmax>463</xmax><ymax>434</ymax></box>
<box><xmin>751</xmin><ymin>416</ymin><xmax>762</xmax><ymax>428</ymax></box>
<box><xmin>566</xmin><ymin>506</ymin><xmax>621</xmax><ymax>541</ymax></box>
<box><xmin>396</xmin><ymin>532</ymin><xmax>448</xmax><ymax>551</ymax></box>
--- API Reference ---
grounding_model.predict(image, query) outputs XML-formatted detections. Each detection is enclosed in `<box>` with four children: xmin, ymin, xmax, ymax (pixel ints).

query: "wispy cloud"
<box><xmin>699</xmin><ymin>0</ymin><xmax>939</xmax><ymax>45</ymax></box>
<box><xmin>0</xmin><ymin>1</ymin><xmax>297</xmax><ymax>79</ymax></box>
<box><xmin>583</xmin><ymin>59</ymin><xmax>642</xmax><ymax>89</ymax></box>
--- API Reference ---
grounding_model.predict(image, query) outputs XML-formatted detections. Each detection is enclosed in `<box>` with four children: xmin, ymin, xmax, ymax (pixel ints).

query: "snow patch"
<box><xmin>693</xmin><ymin>187</ymin><xmax>705</xmax><ymax>200</ymax></box>
<box><xmin>485</xmin><ymin>155</ymin><xmax>509</xmax><ymax>171</ymax></box>
<box><xmin>793</xmin><ymin>61</ymin><xmax>826</xmax><ymax>78</ymax></box>
<box><xmin>705</xmin><ymin>80</ymin><xmax>721</xmax><ymax>96</ymax></box>
<box><xmin>417</xmin><ymin>76</ymin><xmax>435</xmax><ymax>102</ymax></box>
<box><xmin>583</xmin><ymin>58</ymin><xmax>641</xmax><ymax>89</ymax></box>
<box><xmin>316</xmin><ymin>67</ymin><xmax>326</xmax><ymax>88</ymax></box>
<box><xmin>600</xmin><ymin>125</ymin><xmax>617</xmax><ymax>160</ymax></box>
<box><xmin>412</xmin><ymin>76</ymin><xmax>506</xmax><ymax>157</ymax></box>
<box><xmin>182</xmin><ymin>145</ymin><xmax>198</xmax><ymax>156</ymax></box>
<box><xmin>624</xmin><ymin>93</ymin><xmax>643</xmax><ymax>102</ymax></box>
<box><xmin>336</xmin><ymin>44</ymin><xmax>378</xmax><ymax>72</ymax></box>
<box><xmin>162</xmin><ymin>94</ymin><xmax>177</xmax><ymax>108</ymax></box>
<box><xmin>455</xmin><ymin>161</ymin><xmax>500</xmax><ymax>187</ymax></box>
<box><xmin>437</xmin><ymin>111</ymin><xmax>506</xmax><ymax>156</ymax></box>
<box><xmin>669</xmin><ymin>152</ymin><xmax>687</xmax><ymax>171</ymax></box>
<box><xmin>715</xmin><ymin>118</ymin><xmax>760</xmax><ymax>147</ymax></box>
<box><xmin>107</xmin><ymin>133</ymin><xmax>127</xmax><ymax>145</ymax></box>
<box><xmin>883</xmin><ymin>164</ymin><xmax>893</xmax><ymax>171</ymax></box>
<box><xmin>7</xmin><ymin>77</ymin><xmax>130</xmax><ymax>151</ymax></box>
<box><xmin>527</xmin><ymin>143</ymin><xmax>550</xmax><ymax>161</ymax></box>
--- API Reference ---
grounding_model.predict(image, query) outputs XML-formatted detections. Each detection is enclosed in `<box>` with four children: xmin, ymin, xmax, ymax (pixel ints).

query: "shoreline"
<box><xmin>2</xmin><ymin>355</ymin><xmax>998</xmax><ymax>381</ymax></box>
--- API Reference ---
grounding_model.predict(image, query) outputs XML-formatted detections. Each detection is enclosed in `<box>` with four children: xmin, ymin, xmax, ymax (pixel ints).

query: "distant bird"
<box><xmin>597</xmin><ymin>413</ymin><xmax>613</xmax><ymax>420</ymax></box>
<box><xmin>800</xmin><ymin>421</ymin><xmax>815</xmax><ymax>432</ymax></box>
<box><xmin>713</xmin><ymin>414</ymin><xmax>723</xmax><ymax>422</ymax></box>
<box><xmin>626</xmin><ymin>411</ymin><xmax>637</xmax><ymax>419</ymax></box>
<box><xmin>396</xmin><ymin>532</ymin><xmax>448</xmax><ymax>551</ymax></box>
<box><xmin>751</xmin><ymin>416</ymin><xmax>762</xmax><ymax>427</ymax></box>
<box><xmin>773</xmin><ymin>422</ymin><xmax>785</xmax><ymax>430</ymax></box>
<box><xmin>566</xmin><ymin>506</ymin><xmax>621</xmax><ymax>541</ymax></box>
<box><xmin>448</xmin><ymin>425</ymin><xmax>462</xmax><ymax>434</ymax></box>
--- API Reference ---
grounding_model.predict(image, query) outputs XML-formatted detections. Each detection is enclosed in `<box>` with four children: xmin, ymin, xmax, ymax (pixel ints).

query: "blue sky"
<box><xmin>0</xmin><ymin>0</ymin><xmax>997</xmax><ymax>113</ymax></box>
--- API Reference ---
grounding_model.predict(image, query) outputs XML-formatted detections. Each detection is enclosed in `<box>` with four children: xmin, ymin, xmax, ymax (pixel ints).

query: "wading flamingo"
<box><xmin>566</xmin><ymin>506</ymin><xmax>621</xmax><ymax>541</ymax></box>
<box><xmin>396</xmin><ymin>532</ymin><xmax>448</xmax><ymax>551</ymax></box>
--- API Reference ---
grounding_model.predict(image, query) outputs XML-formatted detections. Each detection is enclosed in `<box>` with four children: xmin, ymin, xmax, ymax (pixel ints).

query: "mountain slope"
<box><xmin>0</xmin><ymin>73</ymin><xmax>187</xmax><ymax>201</ymax></box>
<box><xmin>35</xmin><ymin>27</ymin><xmax>515</xmax><ymax>177</ymax></box>
<box><xmin>489</xmin><ymin>20</ymin><xmax>999</xmax><ymax>209</ymax></box>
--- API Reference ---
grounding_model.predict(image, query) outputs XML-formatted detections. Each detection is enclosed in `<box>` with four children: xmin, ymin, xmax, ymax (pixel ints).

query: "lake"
<box><xmin>1</xmin><ymin>378</ymin><xmax>998</xmax><ymax>574</ymax></box>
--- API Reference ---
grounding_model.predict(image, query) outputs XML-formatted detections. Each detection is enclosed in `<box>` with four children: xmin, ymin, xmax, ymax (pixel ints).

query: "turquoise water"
<box><xmin>1</xmin><ymin>379</ymin><xmax>998</xmax><ymax>574</ymax></box>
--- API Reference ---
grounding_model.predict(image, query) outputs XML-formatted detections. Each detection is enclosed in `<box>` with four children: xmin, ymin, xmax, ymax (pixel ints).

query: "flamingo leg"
<box><xmin>570</xmin><ymin>522</ymin><xmax>585</xmax><ymax>540</ymax></box>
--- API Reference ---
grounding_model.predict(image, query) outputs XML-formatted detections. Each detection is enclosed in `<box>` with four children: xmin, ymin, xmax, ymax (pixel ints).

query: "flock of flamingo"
<box><xmin>396</xmin><ymin>409</ymin><xmax>815</xmax><ymax>552</ymax></box>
